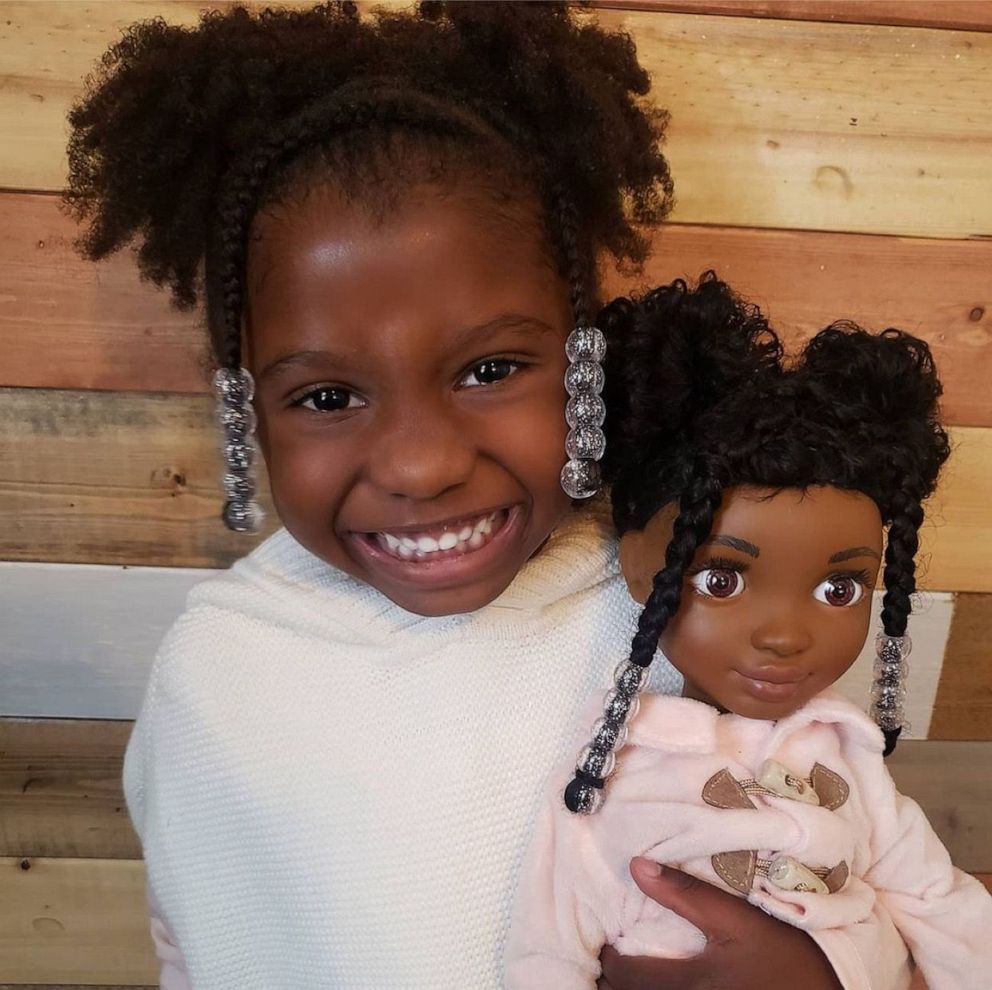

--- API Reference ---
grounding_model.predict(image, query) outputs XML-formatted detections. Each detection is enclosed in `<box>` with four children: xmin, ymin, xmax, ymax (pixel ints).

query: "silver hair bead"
<box><xmin>591</xmin><ymin>716</ymin><xmax>628</xmax><ymax>752</ymax></box>
<box><xmin>566</xmin><ymin>780</ymin><xmax>604</xmax><ymax>815</ymax></box>
<box><xmin>213</xmin><ymin>366</ymin><xmax>255</xmax><ymax>405</ymax></box>
<box><xmin>565</xmin><ymin>326</ymin><xmax>607</xmax><ymax>363</ymax></box>
<box><xmin>873</xmin><ymin>659</ymin><xmax>908</xmax><ymax>685</ymax></box>
<box><xmin>564</xmin><ymin>360</ymin><xmax>606</xmax><ymax>397</ymax></box>
<box><xmin>222</xmin><ymin>472</ymin><xmax>255</xmax><ymax>501</ymax></box>
<box><xmin>603</xmin><ymin>688</ymin><xmax>640</xmax><ymax>725</ymax></box>
<box><xmin>577</xmin><ymin>744</ymin><xmax>617</xmax><ymax>781</ymax></box>
<box><xmin>876</xmin><ymin>632</ymin><xmax>912</xmax><ymax>661</ymax></box>
<box><xmin>871</xmin><ymin>682</ymin><xmax>907</xmax><ymax>706</ymax></box>
<box><xmin>566</xmin><ymin>426</ymin><xmax>607</xmax><ymax>462</ymax></box>
<box><xmin>223</xmin><ymin>439</ymin><xmax>254</xmax><ymax>472</ymax></box>
<box><xmin>561</xmin><ymin>458</ymin><xmax>602</xmax><ymax>500</ymax></box>
<box><xmin>566</xmin><ymin>392</ymin><xmax>606</xmax><ymax>429</ymax></box>
<box><xmin>218</xmin><ymin>404</ymin><xmax>258</xmax><ymax>437</ymax></box>
<box><xmin>614</xmin><ymin>659</ymin><xmax>647</xmax><ymax>695</ymax></box>
<box><xmin>222</xmin><ymin>499</ymin><xmax>264</xmax><ymax>533</ymax></box>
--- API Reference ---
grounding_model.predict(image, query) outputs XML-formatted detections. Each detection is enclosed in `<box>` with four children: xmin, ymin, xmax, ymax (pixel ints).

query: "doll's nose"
<box><xmin>750</xmin><ymin>614</ymin><xmax>813</xmax><ymax>657</ymax></box>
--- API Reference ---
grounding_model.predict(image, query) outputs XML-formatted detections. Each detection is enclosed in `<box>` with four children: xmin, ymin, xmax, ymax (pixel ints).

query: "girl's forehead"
<box><xmin>244</xmin><ymin>182</ymin><xmax>570</xmax><ymax>362</ymax></box>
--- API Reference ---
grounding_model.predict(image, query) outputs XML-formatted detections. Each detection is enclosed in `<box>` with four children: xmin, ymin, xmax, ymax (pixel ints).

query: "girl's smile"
<box><xmin>245</xmin><ymin>182</ymin><xmax>574</xmax><ymax>616</ymax></box>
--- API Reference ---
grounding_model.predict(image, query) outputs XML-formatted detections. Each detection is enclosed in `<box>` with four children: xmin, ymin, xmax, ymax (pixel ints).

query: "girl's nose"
<box><xmin>750</xmin><ymin>613</ymin><xmax>813</xmax><ymax>658</ymax></box>
<box><xmin>365</xmin><ymin>403</ymin><xmax>475</xmax><ymax>501</ymax></box>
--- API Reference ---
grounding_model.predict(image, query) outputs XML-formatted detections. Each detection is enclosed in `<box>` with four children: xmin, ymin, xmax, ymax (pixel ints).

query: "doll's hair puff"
<box><xmin>598</xmin><ymin>272</ymin><xmax>949</xmax><ymax>749</ymax></box>
<box><xmin>63</xmin><ymin>1</ymin><xmax>674</xmax><ymax>365</ymax></box>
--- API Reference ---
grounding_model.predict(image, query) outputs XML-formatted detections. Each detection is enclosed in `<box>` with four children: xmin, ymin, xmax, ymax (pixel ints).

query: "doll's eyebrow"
<box><xmin>708</xmin><ymin>535</ymin><xmax>760</xmax><ymax>558</ymax></box>
<box><xmin>828</xmin><ymin>546</ymin><xmax>881</xmax><ymax>563</ymax></box>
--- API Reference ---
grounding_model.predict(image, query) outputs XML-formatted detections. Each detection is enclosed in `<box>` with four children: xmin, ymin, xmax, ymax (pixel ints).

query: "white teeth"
<box><xmin>376</xmin><ymin>509</ymin><xmax>506</xmax><ymax>559</ymax></box>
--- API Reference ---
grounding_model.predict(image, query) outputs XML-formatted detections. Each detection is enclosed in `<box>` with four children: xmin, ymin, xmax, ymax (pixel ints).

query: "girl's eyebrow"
<box><xmin>257</xmin><ymin>349</ymin><xmax>352</xmax><ymax>385</ymax></box>
<box><xmin>828</xmin><ymin>546</ymin><xmax>881</xmax><ymax>563</ymax></box>
<box><xmin>707</xmin><ymin>534</ymin><xmax>760</xmax><ymax>558</ymax></box>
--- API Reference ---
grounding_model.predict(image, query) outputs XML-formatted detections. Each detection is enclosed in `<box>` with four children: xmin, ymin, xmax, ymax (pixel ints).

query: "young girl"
<box><xmin>65</xmin><ymin>4</ymin><xmax>908</xmax><ymax>987</ymax></box>
<box><xmin>505</xmin><ymin>275</ymin><xmax>992</xmax><ymax>989</ymax></box>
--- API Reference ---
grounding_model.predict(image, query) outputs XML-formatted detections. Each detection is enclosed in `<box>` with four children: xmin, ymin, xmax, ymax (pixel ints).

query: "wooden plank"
<box><xmin>929</xmin><ymin>593</ymin><xmax>992</xmax><ymax>739</ymax></box>
<box><xmin>0</xmin><ymin>857</ymin><xmax>157</xmax><ymax>985</ymax></box>
<box><xmin>1</xmin><ymin>385</ymin><xmax>987</xmax><ymax>585</ymax></box>
<box><xmin>4</xmin><ymin>192</ymin><xmax>992</xmax><ymax>425</ymax></box>
<box><xmin>2</xmin><ymin>719</ymin><xmax>990</xmax><ymax>865</ymax></box>
<box><xmin>0</xmin><ymin>387</ymin><xmax>277</xmax><ymax>569</ymax></box>
<box><xmin>0</xmin><ymin>563</ymin><xmax>212</xmax><ymax>720</ymax></box>
<box><xmin>0</xmin><ymin>857</ymin><xmax>989</xmax><ymax>984</ymax></box>
<box><xmin>595</xmin><ymin>2</ymin><xmax>992</xmax><ymax>33</ymax></box>
<box><xmin>3</xmin><ymin>5</ymin><xmax>991</xmax><ymax>239</ymax></box>
<box><xmin>0</xmin><ymin>718</ymin><xmax>141</xmax><ymax>859</ymax></box>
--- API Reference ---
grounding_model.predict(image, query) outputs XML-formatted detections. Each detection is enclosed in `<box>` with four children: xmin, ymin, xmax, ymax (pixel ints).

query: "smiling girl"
<box><xmin>65</xmin><ymin>4</ymin><xmax>906</xmax><ymax>988</ymax></box>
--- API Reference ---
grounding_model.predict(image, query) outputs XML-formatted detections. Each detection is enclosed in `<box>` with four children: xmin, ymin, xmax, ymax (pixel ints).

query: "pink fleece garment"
<box><xmin>505</xmin><ymin>691</ymin><xmax>992</xmax><ymax>990</ymax></box>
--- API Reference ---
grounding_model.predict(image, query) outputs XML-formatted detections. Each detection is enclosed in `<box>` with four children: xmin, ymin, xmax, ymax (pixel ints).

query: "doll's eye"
<box><xmin>293</xmin><ymin>387</ymin><xmax>365</xmax><ymax>412</ymax></box>
<box><xmin>813</xmin><ymin>576</ymin><xmax>865</xmax><ymax>608</ymax></box>
<box><xmin>460</xmin><ymin>359</ymin><xmax>521</xmax><ymax>387</ymax></box>
<box><xmin>690</xmin><ymin>568</ymin><xmax>745</xmax><ymax>600</ymax></box>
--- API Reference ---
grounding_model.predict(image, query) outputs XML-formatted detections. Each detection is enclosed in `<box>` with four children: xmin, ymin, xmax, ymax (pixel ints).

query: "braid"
<box><xmin>880</xmin><ymin>491</ymin><xmax>924</xmax><ymax>639</ymax></box>
<box><xmin>551</xmin><ymin>184</ymin><xmax>593</xmax><ymax>327</ymax></box>
<box><xmin>629</xmin><ymin>472</ymin><xmax>724</xmax><ymax>668</ymax></box>
<box><xmin>563</xmin><ymin>468</ymin><xmax>722</xmax><ymax>813</ymax></box>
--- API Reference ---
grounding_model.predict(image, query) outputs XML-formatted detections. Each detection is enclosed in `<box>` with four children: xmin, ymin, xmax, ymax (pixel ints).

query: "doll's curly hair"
<box><xmin>604</xmin><ymin>273</ymin><xmax>949</xmax><ymax>752</ymax></box>
<box><xmin>63</xmin><ymin>1</ymin><xmax>673</xmax><ymax>370</ymax></box>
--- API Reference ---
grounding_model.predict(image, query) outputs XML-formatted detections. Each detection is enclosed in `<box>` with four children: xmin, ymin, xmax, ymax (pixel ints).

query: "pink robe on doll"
<box><xmin>504</xmin><ymin>690</ymin><xmax>992</xmax><ymax>990</ymax></box>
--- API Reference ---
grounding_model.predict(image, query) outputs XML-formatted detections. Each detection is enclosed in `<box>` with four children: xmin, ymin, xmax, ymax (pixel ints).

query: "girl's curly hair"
<box><xmin>63</xmin><ymin>1</ymin><xmax>673</xmax><ymax>368</ymax></box>
<box><xmin>599</xmin><ymin>274</ymin><xmax>947</xmax><ymax>768</ymax></box>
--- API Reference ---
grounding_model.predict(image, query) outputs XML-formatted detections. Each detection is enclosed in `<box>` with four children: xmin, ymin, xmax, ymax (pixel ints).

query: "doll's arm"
<box><xmin>504</xmin><ymin>783</ymin><xmax>611</xmax><ymax>990</ymax></box>
<box><xmin>856</xmin><ymin>757</ymin><xmax>992</xmax><ymax>990</ymax></box>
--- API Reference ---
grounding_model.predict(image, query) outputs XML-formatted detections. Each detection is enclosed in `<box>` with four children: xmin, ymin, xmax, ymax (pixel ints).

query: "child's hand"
<box><xmin>596</xmin><ymin>858</ymin><xmax>843</xmax><ymax>990</ymax></box>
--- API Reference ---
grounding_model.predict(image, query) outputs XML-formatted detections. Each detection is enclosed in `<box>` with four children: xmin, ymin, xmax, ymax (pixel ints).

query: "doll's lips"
<box><xmin>734</xmin><ymin>668</ymin><xmax>809</xmax><ymax>702</ymax></box>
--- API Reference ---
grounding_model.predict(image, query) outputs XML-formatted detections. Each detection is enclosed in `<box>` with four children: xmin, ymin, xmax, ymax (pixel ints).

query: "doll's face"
<box><xmin>619</xmin><ymin>485</ymin><xmax>883</xmax><ymax>719</ymax></box>
<box><xmin>244</xmin><ymin>181</ymin><xmax>573</xmax><ymax>617</ymax></box>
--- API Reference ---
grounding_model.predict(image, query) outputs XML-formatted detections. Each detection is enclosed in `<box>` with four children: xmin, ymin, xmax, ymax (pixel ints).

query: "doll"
<box><xmin>504</xmin><ymin>274</ymin><xmax>992</xmax><ymax>990</ymax></box>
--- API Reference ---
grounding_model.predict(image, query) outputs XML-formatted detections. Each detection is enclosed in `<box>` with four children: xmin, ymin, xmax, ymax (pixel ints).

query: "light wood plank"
<box><xmin>3</xmin><ymin>5</ymin><xmax>991</xmax><ymax>239</ymax></box>
<box><xmin>929</xmin><ymin>593</ymin><xmax>992</xmax><ymax>739</ymax></box>
<box><xmin>0</xmin><ymin>857</ymin><xmax>157</xmax><ymax>985</ymax></box>
<box><xmin>2</xmin><ymin>853</ymin><xmax>991</xmax><ymax>983</ymax></box>
<box><xmin>0</xmin><ymin>718</ymin><xmax>141</xmax><ymax>859</ymax></box>
<box><xmin>4</xmin><ymin>193</ymin><xmax>992</xmax><ymax>426</ymax></box>
<box><xmin>0</xmin><ymin>387</ymin><xmax>277</xmax><ymax>568</ymax></box>
<box><xmin>2</xmin><ymin>387</ymin><xmax>987</xmax><ymax>587</ymax></box>
<box><xmin>596</xmin><ymin>2</ymin><xmax>992</xmax><ymax>32</ymax></box>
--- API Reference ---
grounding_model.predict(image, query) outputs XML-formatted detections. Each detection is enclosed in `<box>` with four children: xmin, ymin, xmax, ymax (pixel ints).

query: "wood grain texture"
<box><xmin>1</xmin><ymin>385</ymin><xmax>987</xmax><ymax>585</ymax></box>
<box><xmin>0</xmin><ymin>387</ymin><xmax>277</xmax><ymax>568</ymax></box>
<box><xmin>4</xmin><ymin>4</ymin><xmax>991</xmax><ymax>239</ymax></box>
<box><xmin>929</xmin><ymin>593</ymin><xmax>992</xmax><ymax>739</ymax></box>
<box><xmin>595</xmin><ymin>2</ymin><xmax>992</xmax><ymax>32</ymax></box>
<box><xmin>3</xmin><ymin>714</ymin><xmax>989</xmax><ymax>867</ymax></box>
<box><xmin>5</xmin><ymin>192</ymin><xmax>992</xmax><ymax>425</ymax></box>
<box><xmin>0</xmin><ymin>857</ymin><xmax>156</xmax><ymax>985</ymax></box>
<box><xmin>0</xmin><ymin>718</ymin><xmax>141</xmax><ymax>859</ymax></box>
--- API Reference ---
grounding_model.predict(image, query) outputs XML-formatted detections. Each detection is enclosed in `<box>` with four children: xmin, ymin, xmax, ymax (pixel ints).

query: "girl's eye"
<box><xmin>293</xmin><ymin>387</ymin><xmax>365</xmax><ymax>413</ymax></box>
<box><xmin>814</xmin><ymin>576</ymin><xmax>866</xmax><ymax>608</ymax></box>
<box><xmin>460</xmin><ymin>359</ymin><xmax>520</xmax><ymax>388</ymax></box>
<box><xmin>690</xmin><ymin>568</ymin><xmax>745</xmax><ymax>600</ymax></box>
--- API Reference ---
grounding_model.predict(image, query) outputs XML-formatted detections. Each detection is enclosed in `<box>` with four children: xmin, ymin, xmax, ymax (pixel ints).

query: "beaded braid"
<box><xmin>564</xmin><ymin>468</ymin><xmax>723</xmax><ymax>814</ymax></box>
<box><xmin>872</xmin><ymin>491</ymin><xmax>926</xmax><ymax>755</ymax></box>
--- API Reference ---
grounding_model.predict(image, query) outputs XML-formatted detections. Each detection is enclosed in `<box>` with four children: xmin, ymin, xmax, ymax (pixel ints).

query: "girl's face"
<box><xmin>620</xmin><ymin>485</ymin><xmax>883</xmax><ymax>719</ymax></box>
<box><xmin>244</xmin><ymin>183</ymin><xmax>573</xmax><ymax>616</ymax></box>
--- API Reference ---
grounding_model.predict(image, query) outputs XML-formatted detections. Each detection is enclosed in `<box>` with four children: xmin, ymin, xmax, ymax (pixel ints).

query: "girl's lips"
<box><xmin>344</xmin><ymin>504</ymin><xmax>525</xmax><ymax>590</ymax></box>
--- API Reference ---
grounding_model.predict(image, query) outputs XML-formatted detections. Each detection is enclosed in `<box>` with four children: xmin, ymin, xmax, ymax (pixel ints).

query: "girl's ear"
<box><xmin>618</xmin><ymin>529</ymin><xmax>650</xmax><ymax>604</ymax></box>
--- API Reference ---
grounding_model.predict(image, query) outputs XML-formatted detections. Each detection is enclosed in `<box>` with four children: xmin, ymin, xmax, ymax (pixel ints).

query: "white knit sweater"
<box><xmin>123</xmin><ymin>502</ymin><xmax>681</xmax><ymax>989</ymax></box>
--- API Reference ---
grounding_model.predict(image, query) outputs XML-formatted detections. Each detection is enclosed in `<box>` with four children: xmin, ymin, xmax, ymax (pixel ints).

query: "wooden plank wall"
<box><xmin>1</xmin><ymin>0</ymin><xmax>990</xmax><ymax>984</ymax></box>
